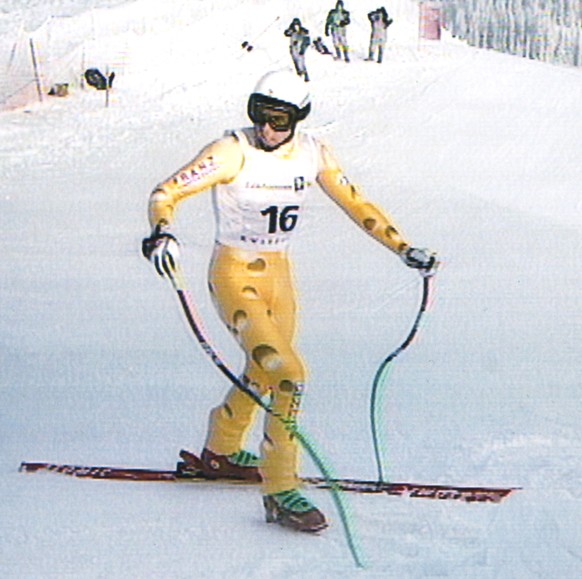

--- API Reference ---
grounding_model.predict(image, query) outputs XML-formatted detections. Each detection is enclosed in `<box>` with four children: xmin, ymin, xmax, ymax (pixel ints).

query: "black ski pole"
<box><xmin>241</xmin><ymin>15</ymin><xmax>281</xmax><ymax>51</ymax></box>
<box><xmin>165</xmin><ymin>262</ymin><xmax>365</xmax><ymax>569</ymax></box>
<box><xmin>370</xmin><ymin>275</ymin><xmax>432</xmax><ymax>483</ymax></box>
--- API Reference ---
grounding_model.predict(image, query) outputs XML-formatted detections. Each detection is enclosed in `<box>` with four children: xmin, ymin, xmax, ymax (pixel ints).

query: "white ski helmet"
<box><xmin>248</xmin><ymin>69</ymin><xmax>311</xmax><ymax>123</ymax></box>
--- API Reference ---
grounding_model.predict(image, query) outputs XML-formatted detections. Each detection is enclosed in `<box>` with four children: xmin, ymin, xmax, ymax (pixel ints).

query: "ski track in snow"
<box><xmin>1</xmin><ymin>0</ymin><xmax>582</xmax><ymax>577</ymax></box>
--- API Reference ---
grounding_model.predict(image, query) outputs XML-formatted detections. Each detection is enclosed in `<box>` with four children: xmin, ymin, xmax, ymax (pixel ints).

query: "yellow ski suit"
<box><xmin>148</xmin><ymin>127</ymin><xmax>410</xmax><ymax>494</ymax></box>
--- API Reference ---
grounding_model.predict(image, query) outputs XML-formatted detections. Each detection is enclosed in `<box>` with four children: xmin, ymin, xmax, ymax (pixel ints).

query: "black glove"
<box><xmin>400</xmin><ymin>247</ymin><xmax>438</xmax><ymax>278</ymax></box>
<box><xmin>142</xmin><ymin>225</ymin><xmax>180</xmax><ymax>279</ymax></box>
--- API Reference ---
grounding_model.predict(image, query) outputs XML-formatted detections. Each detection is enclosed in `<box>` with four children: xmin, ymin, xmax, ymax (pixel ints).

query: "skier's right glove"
<box><xmin>142</xmin><ymin>224</ymin><xmax>180</xmax><ymax>279</ymax></box>
<box><xmin>400</xmin><ymin>247</ymin><xmax>439</xmax><ymax>278</ymax></box>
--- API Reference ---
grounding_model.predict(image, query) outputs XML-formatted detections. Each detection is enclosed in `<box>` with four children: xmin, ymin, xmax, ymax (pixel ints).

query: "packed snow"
<box><xmin>1</xmin><ymin>0</ymin><xmax>581</xmax><ymax>576</ymax></box>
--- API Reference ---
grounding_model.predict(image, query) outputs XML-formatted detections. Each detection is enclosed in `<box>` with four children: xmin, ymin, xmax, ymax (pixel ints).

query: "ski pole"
<box><xmin>165</xmin><ymin>262</ymin><xmax>366</xmax><ymax>569</ymax></box>
<box><xmin>29</xmin><ymin>38</ymin><xmax>43</xmax><ymax>104</ymax></box>
<box><xmin>370</xmin><ymin>275</ymin><xmax>432</xmax><ymax>483</ymax></box>
<box><xmin>241</xmin><ymin>15</ymin><xmax>281</xmax><ymax>51</ymax></box>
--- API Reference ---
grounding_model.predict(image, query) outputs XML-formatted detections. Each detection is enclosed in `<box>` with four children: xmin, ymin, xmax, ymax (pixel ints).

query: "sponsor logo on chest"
<box><xmin>244</xmin><ymin>176</ymin><xmax>308</xmax><ymax>193</ymax></box>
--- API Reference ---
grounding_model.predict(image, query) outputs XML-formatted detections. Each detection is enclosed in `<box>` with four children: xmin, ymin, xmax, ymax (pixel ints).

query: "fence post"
<box><xmin>29</xmin><ymin>38</ymin><xmax>43</xmax><ymax>104</ymax></box>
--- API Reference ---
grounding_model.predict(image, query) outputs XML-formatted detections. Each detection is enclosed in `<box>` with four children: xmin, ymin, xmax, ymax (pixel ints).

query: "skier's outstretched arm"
<box><xmin>316</xmin><ymin>140</ymin><xmax>410</xmax><ymax>254</ymax></box>
<box><xmin>148</xmin><ymin>136</ymin><xmax>243</xmax><ymax>230</ymax></box>
<box><xmin>143</xmin><ymin>136</ymin><xmax>243</xmax><ymax>277</ymax></box>
<box><xmin>316</xmin><ymin>140</ymin><xmax>438</xmax><ymax>275</ymax></box>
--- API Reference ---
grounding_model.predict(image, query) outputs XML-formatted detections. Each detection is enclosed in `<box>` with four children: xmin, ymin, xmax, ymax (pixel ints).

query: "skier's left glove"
<box><xmin>142</xmin><ymin>224</ymin><xmax>180</xmax><ymax>279</ymax></box>
<box><xmin>400</xmin><ymin>246</ymin><xmax>439</xmax><ymax>278</ymax></box>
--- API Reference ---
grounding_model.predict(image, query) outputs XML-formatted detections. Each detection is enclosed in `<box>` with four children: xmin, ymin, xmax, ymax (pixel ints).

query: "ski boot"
<box><xmin>177</xmin><ymin>448</ymin><xmax>262</xmax><ymax>482</ymax></box>
<box><xmin>199</xmin><ymin>448</ymin><xmax>262</xmax><ymax>482</ymax></box>
<box><xmin>263</xmin><ymin>488</ymin><xmax>328</xmax><ymax>533</ymax></box>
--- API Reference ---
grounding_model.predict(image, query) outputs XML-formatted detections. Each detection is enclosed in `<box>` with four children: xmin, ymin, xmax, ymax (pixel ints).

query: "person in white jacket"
<box><xmin>367</xmin><ymin>7</ymin><xmax>393</xmax><ymax>63</ymax></box>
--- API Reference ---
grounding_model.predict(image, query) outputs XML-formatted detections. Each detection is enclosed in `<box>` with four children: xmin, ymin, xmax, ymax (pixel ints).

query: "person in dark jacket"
<box><xmin>325</xmin><ymin>0</ymin><xmax>351</xmax><ymax>62</ymax></box>
<box><xmin>284</xmin><ymin>18</ymin><xmax>311</xmax><ymax>81</ymax></box>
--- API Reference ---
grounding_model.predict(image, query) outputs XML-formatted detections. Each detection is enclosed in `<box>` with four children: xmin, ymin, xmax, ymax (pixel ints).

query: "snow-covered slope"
<box><xmin>1</xmin><ymin>0</ymin><xmax>581</xmax><ymax>576</ymax></box>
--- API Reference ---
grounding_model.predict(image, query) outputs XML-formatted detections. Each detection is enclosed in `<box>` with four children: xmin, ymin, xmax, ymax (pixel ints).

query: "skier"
<box><xmin>284</xmin><ymin>18</ymin><xmax>311</xmax><ymax>82</ymax></box>
<box><xmin>325</xmin><ymin>0</ymin><xmax>351</xmax><ymax>62</ymax></box>
<box><xmin>367</xmin><ymin>7</ymin><xmax>393</xmax><ymax>63</ymax></box>
<box><xmin>142</xmin><ymin>70</ymin><xmax>437</xmax><ymax>533</ymax></box>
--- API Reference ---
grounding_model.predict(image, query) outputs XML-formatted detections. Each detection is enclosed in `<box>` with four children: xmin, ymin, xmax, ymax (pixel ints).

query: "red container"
<box><xmin>419</xmin><ymin>2</ymin><xmax>442</xmax><ymax>41</ymax></box>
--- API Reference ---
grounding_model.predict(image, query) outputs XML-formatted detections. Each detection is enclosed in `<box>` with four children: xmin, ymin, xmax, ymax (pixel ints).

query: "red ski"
<box><xmin>19</xmin><ymin>452</ymin><xmax>519</xmax><ymax>504</ymax></box>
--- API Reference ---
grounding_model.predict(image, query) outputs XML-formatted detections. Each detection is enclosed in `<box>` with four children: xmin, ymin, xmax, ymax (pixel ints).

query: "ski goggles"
<box><xmin>248</xmin><ymin>98</ymin><xmax>298</xmax><ymax>132</ymax></box>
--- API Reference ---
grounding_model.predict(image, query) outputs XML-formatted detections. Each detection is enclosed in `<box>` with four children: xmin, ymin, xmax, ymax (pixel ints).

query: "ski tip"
<box><xmin>179</xmin><ymin>448</ymin><xmax>200</xmax><ymax>462</ymax></box>
<box><xmin>19</xmin><ymin>461</ymin><xmax>46</xmax><ymax>473</ymax></box>
<box><xmin>177</xmin><ymin>449</ymin><xmax>205</xmax><ymax>473</ymax></box>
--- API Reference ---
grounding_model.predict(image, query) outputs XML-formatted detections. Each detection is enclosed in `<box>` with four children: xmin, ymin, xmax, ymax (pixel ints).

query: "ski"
<box><xmin>19</xmin><ymin>454</ymin><xmax>519</xmax><ymax>504</ymax></box>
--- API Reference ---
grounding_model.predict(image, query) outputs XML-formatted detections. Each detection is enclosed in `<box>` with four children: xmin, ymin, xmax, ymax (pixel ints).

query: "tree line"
<box><xmin>433</xmin><ymin>0</ymin><xmax>582</xmax><ymax>66</ymax></box>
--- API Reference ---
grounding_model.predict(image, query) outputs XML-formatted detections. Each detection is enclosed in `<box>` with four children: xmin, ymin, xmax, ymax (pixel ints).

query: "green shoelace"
<box><xmin>227</xmin><ymin>449</ymin><xmax>261</xmax><ymax>467</ymax></box>
<box><xmin>270</xmin><ymin>489</ymin><xmax>315</xmax><ymax>513</ymax></box>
